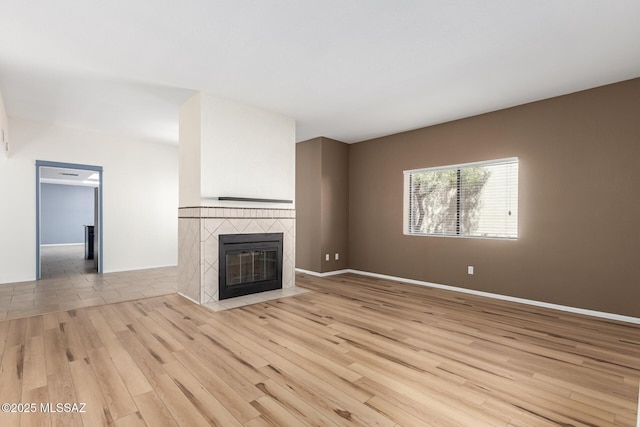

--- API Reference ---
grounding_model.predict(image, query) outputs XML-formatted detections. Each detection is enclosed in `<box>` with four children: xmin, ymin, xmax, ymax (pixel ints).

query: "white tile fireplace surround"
<box><xmin>178</xmin><ymin>207</ymin><xmax>295</xmax><ymax>304</ymax></box>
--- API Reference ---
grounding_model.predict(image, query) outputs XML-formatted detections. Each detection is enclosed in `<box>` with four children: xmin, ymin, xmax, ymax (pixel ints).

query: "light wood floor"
<box><xmin>0</xmin><ymin>272</ymin><xmax>638</xmax><ymax>426</ymax></box>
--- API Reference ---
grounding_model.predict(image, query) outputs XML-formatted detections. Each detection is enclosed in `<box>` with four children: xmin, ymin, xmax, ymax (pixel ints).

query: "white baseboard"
<box><xmin>296</xmin><ymin>267</ymin><xmax>640</xmax><ymax>325</ymax></box>
<box><xmin>102</xmin><ymin>264</ymin><xmax>177</xmax><ymax>274</ymax></box>
<box><xmin>295</xmin><ymin>268</ymin><xmax>351</xmax><ymax>277</ymax></box>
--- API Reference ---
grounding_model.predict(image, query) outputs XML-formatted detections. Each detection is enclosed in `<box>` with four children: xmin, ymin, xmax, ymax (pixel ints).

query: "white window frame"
<box><xmin>403</xmin><ymin>157</ymin><xmax>519</xmax><ymax>239</ymax></box>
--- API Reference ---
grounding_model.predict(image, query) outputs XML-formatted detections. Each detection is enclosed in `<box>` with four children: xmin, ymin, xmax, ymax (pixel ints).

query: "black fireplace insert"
<box><xmin>218</xmin><ymin>233</ymin><xmax>283</xmax><ymax>300</ymax></box>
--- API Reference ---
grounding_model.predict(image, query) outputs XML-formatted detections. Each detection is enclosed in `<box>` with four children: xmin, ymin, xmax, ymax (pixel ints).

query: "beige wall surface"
<box><xmin>348</xmin><ymin>78</ymin><xmax>640</xmax><ymax>317</ymax></box>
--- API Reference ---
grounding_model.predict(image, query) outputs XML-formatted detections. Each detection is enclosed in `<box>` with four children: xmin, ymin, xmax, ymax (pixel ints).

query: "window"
<box><xmin>404</xmin><ymin>157</ymin><xmax>518</xmax><ymax>239</ymax></box>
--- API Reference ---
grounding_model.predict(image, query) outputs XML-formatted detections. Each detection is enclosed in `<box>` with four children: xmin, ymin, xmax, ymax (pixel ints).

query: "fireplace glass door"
<box><xmin>226</xmin><ymin>248</ymin><xmax>278</xmax><ymax>286</ymax></box>
<box><xmin>219</xmin><ymin>233</ymin><xmax>283</xmax><ymax>300</ymax></box>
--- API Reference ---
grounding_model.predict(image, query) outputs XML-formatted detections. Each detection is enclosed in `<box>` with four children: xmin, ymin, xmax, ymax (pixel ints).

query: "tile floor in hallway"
<box><xmin>40</xmin><ymin>244</ymin><xmax>99</xmax><ymax>280</ymax></box>
<box><xmin>0</xmin><ymin>245</ymin><xmax>178</xmax><ymax>320</ymax></box>
<box><xmin>0</xmin><ymin>244</ymin><xmax>308</xmax><ymax>321</ymax></box>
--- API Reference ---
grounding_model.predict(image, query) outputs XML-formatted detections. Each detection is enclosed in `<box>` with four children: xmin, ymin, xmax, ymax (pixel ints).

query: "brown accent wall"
<box><xmin>295</xmin><ymin>138</ymin><xmax>322</xmax><ymax>272</ymax></box>
<box><xmin>296</xmin><ymin>137</ymin><xmax>349</xmax><ymax>273</ymax></box>
<box><xmin>348</xmin><ymin>78</ymin><xmax>640</xmax><ymax>317</ymax></box>
<box><xmin>321</xmin><ymin>138</ymin><xmax>349</xmax><ymax>271</ymax></box>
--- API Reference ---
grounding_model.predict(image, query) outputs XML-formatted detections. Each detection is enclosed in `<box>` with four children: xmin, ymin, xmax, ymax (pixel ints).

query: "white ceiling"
<box><xmin>40</xmin><ymin>167</ymin><xmax>100</xmax><ymax>187</ymax></box>
<box><xmin>1</xmin><ymin>1</ymin><xmax>639</xmax><ymax>145</ymax></box>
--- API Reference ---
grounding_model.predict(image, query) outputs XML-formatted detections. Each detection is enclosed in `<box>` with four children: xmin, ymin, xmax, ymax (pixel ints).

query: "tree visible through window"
<box><xmin>404</xmin><ymin>158</ymin><xmax>518</xmax><ymax>239</ymax></box>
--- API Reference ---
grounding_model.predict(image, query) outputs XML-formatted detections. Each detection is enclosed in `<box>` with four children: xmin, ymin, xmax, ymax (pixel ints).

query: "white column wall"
<box><xmin>199</xmin><ymin>94</ymin><xmax>296</xmax><ymax>207</ymax></box>
<box><xmin>177</xmin><ymin>93</ymin><xmax>296</xmax><ymax>302</ymax></box>
<box><xmin>178</xmin><ymin>93</ymin><xmax>201</xmax><ymax>207</ymax></box>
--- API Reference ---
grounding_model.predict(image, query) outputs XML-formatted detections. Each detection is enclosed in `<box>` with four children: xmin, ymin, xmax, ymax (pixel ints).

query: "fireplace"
<box><xmin>178</xmin><ymin>207</ymin><xmax>295</xmax><ymax>304</ymax></box>
<box><xmin>218</xmin><ymin>233</ymin><xmax>283</xmax><ymax>300</ymax></box>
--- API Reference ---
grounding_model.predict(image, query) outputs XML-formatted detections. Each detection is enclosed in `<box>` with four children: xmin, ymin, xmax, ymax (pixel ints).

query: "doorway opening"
<box><xmin>36</xmin><ymin>161</ymin><xmax>103</xmax><ymax>280</ymax></box>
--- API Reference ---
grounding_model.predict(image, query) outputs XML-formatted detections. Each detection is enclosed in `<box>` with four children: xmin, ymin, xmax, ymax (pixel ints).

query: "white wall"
<box><xmin>0</xmin><ymin>117</ymin><xmax>178</xmax><ymax>284</ymax></box>
<box><xmin>178</xmin><ymin>93</ymin><xmax>201</xmax><ymax>207</ymax></box>
<box><xmin>0</xmin><ymin>89</ymin><xmax>8</xmax><ymax>157</ymax></box>
<box><xmin>199</xmin><ymin>94</ymin><xmax>296</xmax><ymax>207</ymax></box>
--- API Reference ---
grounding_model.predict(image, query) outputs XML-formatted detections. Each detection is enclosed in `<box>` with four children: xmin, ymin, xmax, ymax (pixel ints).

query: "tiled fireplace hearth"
<box><xmin>178</xmin><ymin>207</ymin><xmax>295</xmax><ymax>304</ymax></box>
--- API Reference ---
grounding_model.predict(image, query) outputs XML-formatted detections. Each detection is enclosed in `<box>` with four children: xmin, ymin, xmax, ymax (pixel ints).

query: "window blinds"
<box><xmin>404</xmin><ymin>157</ymin><xmax>518</xmax><ymax>239</ymax></box>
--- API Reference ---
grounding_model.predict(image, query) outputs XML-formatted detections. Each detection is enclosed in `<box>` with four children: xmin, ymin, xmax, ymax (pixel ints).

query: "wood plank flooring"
<box><xmin>0</xmin><ymin>272</ymin><xmax>638</xmax><ymax>426</ymax></box>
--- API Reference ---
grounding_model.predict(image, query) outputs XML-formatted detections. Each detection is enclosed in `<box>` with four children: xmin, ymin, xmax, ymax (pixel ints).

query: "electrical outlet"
<box><xmin>335</xmin><ymin>253</ymin><xmax>339</xmax><ymax>260</ymax></box>
<box><xmin>468</xmin><ymin>266</ymin><xmax>474</xmax><ymax>275</ymax></box>
<box><xmin>325</xmin><ymin>254</ymin><xmax>330</xmax><ymax>261</ymax></box>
